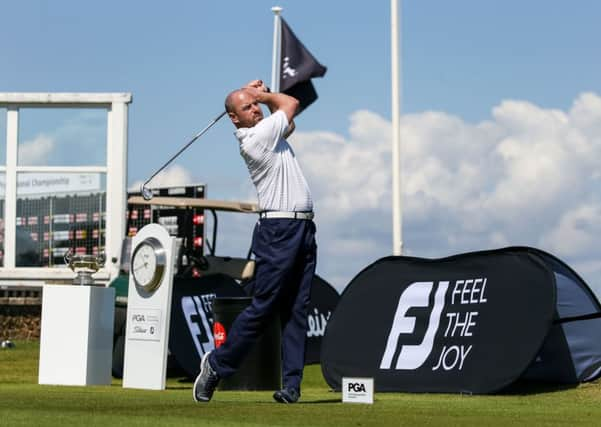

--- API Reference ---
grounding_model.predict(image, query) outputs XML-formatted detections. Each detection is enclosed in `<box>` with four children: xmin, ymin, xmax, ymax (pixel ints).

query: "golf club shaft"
<box><xmin>142</xmin><ymin>111</ymin><xmax>227</xmax><ymax>190</ymax></box>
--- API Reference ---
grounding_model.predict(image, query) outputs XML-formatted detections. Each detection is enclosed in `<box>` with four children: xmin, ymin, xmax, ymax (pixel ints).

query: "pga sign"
<box><xmin>342</xmin><ymin>377</ymin><xmax>374</xmax><ymax>404</ymax></box>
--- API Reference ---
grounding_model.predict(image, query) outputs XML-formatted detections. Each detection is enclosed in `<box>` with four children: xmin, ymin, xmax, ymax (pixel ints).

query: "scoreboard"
<box><xmin>0</xmin><ymin>183</ymin><xmax>205</xmax><ymax>275</ymax></box>
<box><xmin>126</xmin><ymin>184</ymin><xmax>206</xmax><ymax>277</ymax></box>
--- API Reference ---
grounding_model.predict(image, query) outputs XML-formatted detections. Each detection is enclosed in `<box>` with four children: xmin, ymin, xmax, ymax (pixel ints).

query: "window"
<box><xmin>0</xmin><ymin>93</ymin><xmax>130</xmax><ymax>284</ymax></box>
<box><xmin>18</xmin><ymin>109</ymin><xmax>106</xmax><ymax>167</ymax></box>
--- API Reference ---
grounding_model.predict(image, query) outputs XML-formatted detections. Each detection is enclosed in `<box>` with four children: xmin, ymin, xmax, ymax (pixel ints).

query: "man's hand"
<box><xmin>242</xmin><ymin>79</ymin><xmax>299</xmax><ymax>124</ymax></box>
<box><xmin>244</xmin><ymin>79</ymin><xmax>269</xmax><ymax>93</ymax></box>
<box><xmin>243</xmin><ymin>80</ymin><xmax>269</xmax><ymax>106</ymax></box>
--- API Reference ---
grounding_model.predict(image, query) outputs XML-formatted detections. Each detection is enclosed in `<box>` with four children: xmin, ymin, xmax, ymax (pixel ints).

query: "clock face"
<box><xmin>131</xmin><ymin>237</ymin><xmax>165</xmax><ymax>293</ymax></box>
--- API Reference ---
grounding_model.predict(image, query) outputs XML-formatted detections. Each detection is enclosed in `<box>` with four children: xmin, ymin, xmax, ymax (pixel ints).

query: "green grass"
<box><xmin>2</xmin><ymin>341</ymin><xmax>601</xmax><ymax>426</ymax></box>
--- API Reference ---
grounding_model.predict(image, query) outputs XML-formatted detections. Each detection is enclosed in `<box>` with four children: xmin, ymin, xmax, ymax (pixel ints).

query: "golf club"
<box><xmin>141</xmin><ymin>110</ymin><xmax>227</xmax><ymax>200</ymax></box>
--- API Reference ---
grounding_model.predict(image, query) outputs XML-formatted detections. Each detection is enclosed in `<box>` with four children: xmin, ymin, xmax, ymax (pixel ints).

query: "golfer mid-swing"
<box><xmin>193</xmin><ymin>79</ymin><xmax>317</xmax><ymax>404</ymax></box>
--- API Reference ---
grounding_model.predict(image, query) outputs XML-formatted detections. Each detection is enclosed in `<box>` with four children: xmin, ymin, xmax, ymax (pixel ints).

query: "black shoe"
<box><xmin>273</xmin><ymin>388</ymin><xmax>300</xmax><ymax>404</ymax></box>
<box><xmin>193</xmin><ymin>351</ymin><xmax>220</xmax><ymax>402</ymax></box>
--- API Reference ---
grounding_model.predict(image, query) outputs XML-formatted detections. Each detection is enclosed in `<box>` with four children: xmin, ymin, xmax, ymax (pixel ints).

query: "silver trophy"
<box><xmin>65</xmin><ymin>250</ymin><xmax>106</xmax><ymax>286</ymax></box>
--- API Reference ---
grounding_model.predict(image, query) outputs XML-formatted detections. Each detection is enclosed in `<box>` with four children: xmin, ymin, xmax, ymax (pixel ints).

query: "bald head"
<box><xmin>224</xmin><ymin>88</ymin><xmax>264</xmax><ymax>129</ymax></box>
<box><xmin>225</xmin><ymin>89</ymin><xmax>245</xmax><ymax>114</ymax></box>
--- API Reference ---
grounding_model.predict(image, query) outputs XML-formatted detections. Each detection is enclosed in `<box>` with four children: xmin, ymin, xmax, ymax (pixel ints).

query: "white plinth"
<box><xmin>39</xmin><ymin>285</ymin><xmax>115</xmax><ymax>386</ymax></box>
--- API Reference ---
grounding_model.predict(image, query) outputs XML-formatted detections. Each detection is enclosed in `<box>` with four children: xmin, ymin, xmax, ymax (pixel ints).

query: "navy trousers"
<box><xmin>209</xmin><ymin>218</ymin><xmax>317</xmax><ymax>391</ymax></box>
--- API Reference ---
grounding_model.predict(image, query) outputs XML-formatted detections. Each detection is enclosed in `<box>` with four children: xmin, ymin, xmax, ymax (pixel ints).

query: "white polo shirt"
<box><xmin>236</xmin><ymin>110</ymin><xmax>313</xmax><ymax>212</ymax></box>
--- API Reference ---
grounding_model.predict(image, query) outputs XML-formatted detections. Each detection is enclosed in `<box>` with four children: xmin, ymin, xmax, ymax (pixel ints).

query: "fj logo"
<box><xmin>380</xmin><ymin>281</ymin><xmax>449</xmax><ymax>370</ymax></box>
<box><xmin>181</xmin><ymin>294</ymin><xmax>216</xmax><ymax>356</ymax></box>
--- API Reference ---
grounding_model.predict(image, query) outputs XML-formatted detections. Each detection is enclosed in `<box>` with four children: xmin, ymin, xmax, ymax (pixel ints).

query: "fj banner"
<box><xmin>321</xmin><ymin>248</ymin><xmax>559</xmax><ymax>394</ymax></box>
<box><xmin>168</xmin><ymin>274</ymin><xmax>246</xmax><ymax>378</ymax></box>
<box><xmin>169</xmin><ymin>273</ymin><xmax>338</xmax><ymax>377</ymax></box>
<box><xmin>305</xmin><ymin>275</ymin><xmax>339</xmax><ymax>364</ymax></box>
<box><xmin>520</xmin><ymin>248</ymin><xmax>601</xmax><ymax>383</ymax></box>
<box><xmin>280</xmin><ymin>18</ymin><xmax>327</xmax><ymax>113</ymax></box>
<box><xmin>245</xmin><ymin>273</ymin><xmax>338</xmax><ymax>365</ymax></box>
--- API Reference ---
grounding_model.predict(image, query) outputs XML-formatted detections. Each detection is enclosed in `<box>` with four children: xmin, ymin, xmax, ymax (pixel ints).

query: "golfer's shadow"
<box><xmin>301</xmin><ymin>398</ymin><xmax>341</xmax><ymax>404</ymax></box>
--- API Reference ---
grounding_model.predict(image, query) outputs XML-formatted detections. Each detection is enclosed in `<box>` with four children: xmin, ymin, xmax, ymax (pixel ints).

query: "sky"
<box><xmin>1</xmin><ymin>1</ymin><xmax>601</xmax><ymax>294</ymax></box>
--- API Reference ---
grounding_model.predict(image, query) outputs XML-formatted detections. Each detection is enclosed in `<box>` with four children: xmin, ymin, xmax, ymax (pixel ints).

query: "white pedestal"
<box><xmin>39</xmin><ymin>285</ymin><xmax>115</xmax><ymax>386</ymax></box>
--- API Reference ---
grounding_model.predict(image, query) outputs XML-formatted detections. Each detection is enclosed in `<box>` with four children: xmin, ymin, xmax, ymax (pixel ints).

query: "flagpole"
<box><xmin>271</xmin><ymin>6</ymin><xmax>283</xmax><ymax>92</ymax></box>
<box><xmin>391</xmin><ymin>0</ymin><xmax>403</xmax><ymax>255</ymax></box>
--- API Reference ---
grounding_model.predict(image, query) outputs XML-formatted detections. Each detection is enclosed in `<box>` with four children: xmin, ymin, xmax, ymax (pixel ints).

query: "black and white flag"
<box><xmin>280</xmin><ymin>18</ymin><xmax>327</xmax><ymax>114</ymax></box>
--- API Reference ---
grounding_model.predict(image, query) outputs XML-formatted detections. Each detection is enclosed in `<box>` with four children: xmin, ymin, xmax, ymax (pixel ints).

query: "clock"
<box><xmin>131</xmin><ymin>237</ymin><xmax>166</xmax><ymax>293</ymax></box>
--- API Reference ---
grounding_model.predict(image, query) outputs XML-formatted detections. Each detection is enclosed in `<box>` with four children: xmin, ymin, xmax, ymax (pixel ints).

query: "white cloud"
<box><xmin>541</xmin><ymin>203</ymin><xmax>601</xmax><ymax>257</ymax></box>
<box><xmin>133</xmin><ymin>93</ymin><xmax>601</xmax><ymax>295</ymax></box>
<box><xmin>18</xmin><ymin>134</ymin><xmax>54</xmax><ymax>165</ymax></box>
<box><xmin>290</xmin><ymin>112</ymin><xmax>391</xmax><ymax>218</ymax></box>
<box><xmin>289</xmin><ymin>92</ymin><xmax>601</xmax><ymax>293</ymax></box>
<box><xmin>128</xmin><ymin>164</ymin><xmax>195</xmax><ymax>192</ymax></box>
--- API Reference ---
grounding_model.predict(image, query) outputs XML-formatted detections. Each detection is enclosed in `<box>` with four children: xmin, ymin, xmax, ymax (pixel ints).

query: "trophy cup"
<box><xmin>65</xmin><ymin>250</ymin><xmax>106</xmax><ymax>286</ymax></box>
